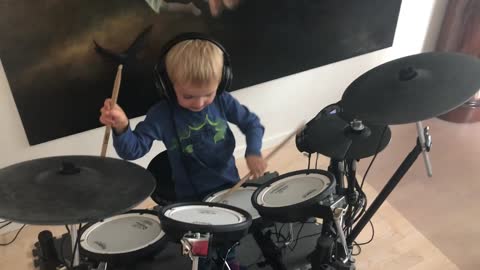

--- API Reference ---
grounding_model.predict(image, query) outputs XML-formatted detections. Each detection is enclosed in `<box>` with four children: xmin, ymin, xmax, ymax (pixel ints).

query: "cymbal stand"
<box><xmin>313</xmin><ymin>127</ymin><xmax>431</xmax><ymax>270</ymax></box>
<box><xmin>95</xmin><ymin>262</ymin><xmax>108</xmax><ymax>270</ymax></box>
<box><xmin>67</xmin><ymin>224</ymin><xmax>80</xmax><ymax>267</ymax></box>
<box><xmin>416</xmin><ymin>122</ymin><xmax>433</xmax><ymax>177</ymax></box>
<box><xmin>346</xmin><ymin>126</ymin><xmax>432</xmax><ymax>245</ymax></box>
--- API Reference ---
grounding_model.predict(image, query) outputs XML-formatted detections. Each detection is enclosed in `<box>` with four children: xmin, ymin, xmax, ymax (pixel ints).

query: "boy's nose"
<box><xmin>193</xmin><ymin>98</ymin><xmax>205</xmax><ymax>109</ymax></box>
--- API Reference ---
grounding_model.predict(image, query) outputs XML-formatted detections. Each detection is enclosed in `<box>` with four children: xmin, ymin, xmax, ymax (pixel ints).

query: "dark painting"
<box><xmin>0</xmin><ymin>0</ymin><xmax>402</xmax><ymax>145</ymax></box>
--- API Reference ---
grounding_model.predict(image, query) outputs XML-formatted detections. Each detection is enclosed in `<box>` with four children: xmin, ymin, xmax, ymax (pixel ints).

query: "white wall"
<box><xmin>0</xmin><ymin>0</ymin><xmax>448</xmax><ymax>229</ymax></box>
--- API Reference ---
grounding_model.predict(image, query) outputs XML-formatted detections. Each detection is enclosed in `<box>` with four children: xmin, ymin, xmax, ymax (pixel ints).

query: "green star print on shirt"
<box><xmin>174</xmin><ymin>114</ymin><xmax>228</xmax><ymax>154</ymax></box>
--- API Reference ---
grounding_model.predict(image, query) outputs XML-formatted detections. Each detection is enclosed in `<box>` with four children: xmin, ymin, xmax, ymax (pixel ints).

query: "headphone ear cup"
<box><xmin>154</xmin><ymin>61</ymin><xmax>175</xmax><ymax>101</ymax></box>
<box><xmin>218</xmin><ymin>63</ymin><xmax>233</xmax><ymax>93</ymax></box>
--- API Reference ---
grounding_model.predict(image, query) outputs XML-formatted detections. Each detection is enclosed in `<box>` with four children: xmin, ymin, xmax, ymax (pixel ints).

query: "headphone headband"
<box><xmin>154</xmin><ymin>32</ymin><xmax>233</xmax><ymax>101</ymax></box>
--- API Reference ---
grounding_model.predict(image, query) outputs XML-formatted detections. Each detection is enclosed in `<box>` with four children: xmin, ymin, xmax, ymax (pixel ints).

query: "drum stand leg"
<box><xmin>68</xmin><ymin>224</ymin><xmax>80</xmax><ymax>267</ymax></box>
<box><xmin>346</xmin><ymin>131</ymin><xmax>430</xmax><ymax>245</ymax></box>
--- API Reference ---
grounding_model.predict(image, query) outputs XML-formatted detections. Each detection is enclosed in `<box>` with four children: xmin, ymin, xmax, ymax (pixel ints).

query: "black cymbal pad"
<box><xmin>340</xmin><ymin>52</ymin><xmax>480</xmax><ymax>125</ymax></box>
<box><xmin>296</xmin><ymin>113</ymin><xmax>391</xmax><ymax>160</ymax></box>
<box><xmin>0</xmin><ymin>156</ymin><xmax>156</xmax><ymax>225</ymax></box>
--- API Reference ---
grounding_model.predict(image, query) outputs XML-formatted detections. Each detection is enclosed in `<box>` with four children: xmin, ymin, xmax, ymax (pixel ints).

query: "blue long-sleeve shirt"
<box><xmin>113</xmin><ymin>91</ymin><xmax>264</xmax><ymax>200</ymax></box>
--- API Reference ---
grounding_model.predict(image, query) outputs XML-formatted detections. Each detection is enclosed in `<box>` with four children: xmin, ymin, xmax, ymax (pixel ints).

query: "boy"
<box><xmin>99</xmin><ymin>33</ymin><xmax>267</xmax><ymax>202</ymax></box>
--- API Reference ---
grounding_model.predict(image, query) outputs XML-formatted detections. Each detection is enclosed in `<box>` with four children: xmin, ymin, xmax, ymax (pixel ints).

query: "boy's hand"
<box><xmin>246</xmin><ymin>155</ymin><xmax>267</xmax><ymax>179</ymax></box>
<box><xmin>208</xmin><ymin>0</ymin><xmax>240</xmax><ymax>17</ymax></box>
<box><xmin>99</xmin><ymin>98</ymin><xmax>129</xmax><ymax>134</ymax></box>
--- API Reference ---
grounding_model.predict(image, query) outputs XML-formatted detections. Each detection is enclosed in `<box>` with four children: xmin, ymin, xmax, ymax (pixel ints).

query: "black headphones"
<box><xmin>153</xmin><ymin>32</ymin><xmax>233</xmax><ymax>101</ymax></box>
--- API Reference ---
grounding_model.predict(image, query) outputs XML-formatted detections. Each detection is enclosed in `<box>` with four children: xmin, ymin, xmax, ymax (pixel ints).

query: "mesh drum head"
<box><xmin>163</xmin><ymin>205</ymin><xmax>247</xmax><ymax>226</ymax></box>
<box><xmin>204</xmin><ymin>186</ymin><xmax>259</xmax><ymax>219</ymax></box>
<box><xmin>80</xmin><ymin>212</ymin><xmax>164</xmax><ymax>254</ymax></box>
<box><xmin>256</xmin><ymin>172</ymin><xmax>332</xmax><ymax>207</ymax></box>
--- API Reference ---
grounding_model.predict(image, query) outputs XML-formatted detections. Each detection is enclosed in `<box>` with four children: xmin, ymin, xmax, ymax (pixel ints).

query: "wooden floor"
<box><xmin>0</xmin><ymin>139</ymin><xmax>459</xmax><ymax>269</ymax></box>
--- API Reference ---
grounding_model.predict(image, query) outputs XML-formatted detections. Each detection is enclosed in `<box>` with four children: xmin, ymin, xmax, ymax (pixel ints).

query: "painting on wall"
<box><xmin>0</xmin><ymin>0</ymin><xmax>402</xmax><ymax>145</ymax></box>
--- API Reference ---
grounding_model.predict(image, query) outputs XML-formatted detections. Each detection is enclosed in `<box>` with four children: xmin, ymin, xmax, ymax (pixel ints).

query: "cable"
<box><xmin>0</xmin><ymin>224</ymin><xmax>26</xmax><ymax>246</ymax></box>
<box><xmin>223</xmin><ymin>260</ymin><xmax>232</xmax><ymax>270</ymax></box>
<box><xmin>355</xmin><ymin>220</ymin><xmax>375</xmax><ymax>246</ymax></box>
<box><xmin>289</xmin><ymin>222</ymin><xmax>305</xmax><ymax>251</ymax></box>
<box><xmin>69</xmin><ymin>224</ymin><xmax>83</xmax><ymax>270</ymax></box>
<box><xmin>0</xmin><ymin>222</ymin><xmax>12</xmax><ymax>230</ymax></box>
<box><xmin>351</xmin><ymin>242</ymin><xmax>362</xmax><ymax>256</ymax></box>
<box><xmin>60</xmin><ymin>226</ymin><xmax>72</xmax><ymax>270</ymax></box>
<box><xmin>295</xmin><ymin>232</ymin><xmax>323</xmax><ymax>241</ymax></box>
<box><xmin>0</xmin><ymin>220</ymin><xmax>10</xmax><ymax>224</ymax></box>
<box><xmin>342</xmin><ymin>126</ymin><xmax>386</xmax><ymax>241</ymax></box>
<box><xmin>351</xmin><ymin>221</ymin><xmax>375</xmax><ymax>256</ymax></box>
<box><xmin>59</xmin><ymin>224</ymin><xmax>83</xmax><ymax>270</ymax></box>
<box><xmin>315</xmin><ymin>153</ymin><xmax>319</xmax><ymax>169</ymax></box>
<box><xmin>360</xmin><ymin>126</ymin><xmax>387</xmax><ymax>189</ymax></box>
<box><xmin>221</xmin><ymin>241</ymin><xmax>240</xmax><ymax>270</ymax></box>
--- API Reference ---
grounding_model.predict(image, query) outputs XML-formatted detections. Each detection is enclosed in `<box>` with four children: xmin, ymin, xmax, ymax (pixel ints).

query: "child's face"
<box><xmin>174</xmin><ymin>80</ymin><xmax>218</xmax><ymax>112</ymax></box>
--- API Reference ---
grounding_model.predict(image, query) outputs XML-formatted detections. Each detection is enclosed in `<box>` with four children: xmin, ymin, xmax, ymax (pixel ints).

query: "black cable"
<box><xmin>221</xmin><ymin>241</ymin><xmax>240</xmax><ymax>270</ymax></box>
<box><xmin>70</xmin><ymin>224</ymin><xmax>83</xmax><ymax>269</ymax></box>
<box><xmin>343</xmin><ymin>126</ymin><xmax>386</xmax><ymax>239</ymax></box>
<box><xmin>0</xmin><ymin>222</ymin><xmax>12</xmax><ymax>230</ymax></box>
<box><xmin>315</xmin><ymin>153</ymin><xmax>319</xmax><ymax>169</ymax></box>
<box><xmin>272</xmin><ymin>230</ymin><xmax>289</xmax><ymax>245</ymax></box>
<box><xmin>295</xmin><ymin>232</ymin><xmax>323</xmax><ymax>241</ymax></box>
<box><xmin>278</xmin><ymin>223</ymin><xmax>287</xmax><ymax>238</ymax></box>
<box><xmin>360</xmin><ymin>126</ymin><xmax>387</xmax><ymax>189</ymax></box>
<box><xmin>352</xmin><ymin>195</ymin><xmax>367</xmax><ymax>224</ymax></box>
<box><xmin>307</xmin><ymin>153</ymin><xmax>312</xmax><ymax>170</ymax></box>
<box><xmin>59</xmin><ymin>235</ymin><xmax>69</xmax><ymax>270</ymax></box>
<box><xmin>0</xmin><ymin>220</ymin><xmax>10</xmax><ymax>224</ymax></box>
<box><xmin>343</xmin><ymin>162</ymin><xmax>366</xmax><ymax>234</ymax></box>
<box><xmin>351</xmin><ymin>242</ymin><xmax>362</xmax><ymax>256</ymax></box>
<box><xmin>61</xmin><ymin>224</ymin><xmax>83</xmax><ymax>270</ymax></box>
<box><xmin>61</xmin><ymin>226</ymin><xmax>72</xmax><ymax>270</ymax></box>
<box><xmin>355</xmin><ymin>220</ymin><xmax>375</xmax><ymax>246</ymax></box>
<box><xmin>274</xmin><ymin>223</ymin><xmax>281</xmax><ymax>242</ymax></box>
<box><xmin>0</xmin><ymin>224</ymin><xmax>26</xmax><ymax>246</ymax></box>
<box><xmin>289</xmin><ymin>222</ymin><xmax>305</xmax><ymax>251</ymax></box>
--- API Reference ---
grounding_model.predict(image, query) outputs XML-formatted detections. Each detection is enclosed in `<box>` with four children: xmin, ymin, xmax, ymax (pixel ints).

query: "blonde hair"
<box><xmin>165</xmin><ymin>39</ymin><xmax>223</xmax><ymax>86</ymax></box>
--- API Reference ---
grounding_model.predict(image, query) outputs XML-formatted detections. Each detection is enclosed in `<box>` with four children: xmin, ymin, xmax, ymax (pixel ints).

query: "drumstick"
<box><xmin>101</xmin><ymin>65</ymin><xmax>123</xmax><ymax>157</ymax></box>
<box><xmin>218</xmin><ymin>123</ymin><xmax>306</xmax><ymax>201</ymax></box>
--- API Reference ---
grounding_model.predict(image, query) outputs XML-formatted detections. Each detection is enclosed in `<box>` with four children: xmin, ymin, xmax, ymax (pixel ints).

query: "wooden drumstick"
<box><xmin>218</xmin><ymin>123</ymin><xmax>306</xmax><ymax>201</ymax></box>
<box><xmin>100</xmin><ymin>65</ymin><xmax>123</xmax><ymax>157</ymax></box>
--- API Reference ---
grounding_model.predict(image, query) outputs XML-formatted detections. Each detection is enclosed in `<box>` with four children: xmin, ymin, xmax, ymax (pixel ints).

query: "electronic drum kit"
<box><xmin>2</xmin><ymin>52</ymin><xmax>480</xmax><ymax>270</ymax></box>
